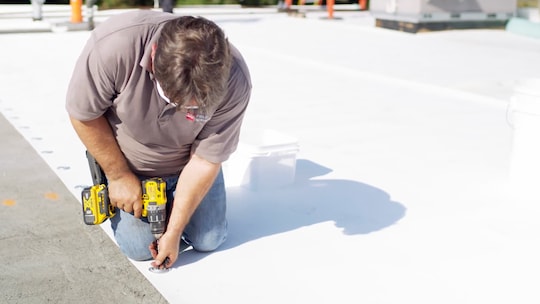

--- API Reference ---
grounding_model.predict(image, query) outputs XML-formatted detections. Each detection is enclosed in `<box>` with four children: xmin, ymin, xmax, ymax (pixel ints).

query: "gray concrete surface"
<box><xmin>0</xmin><ymin>114</ymin><xmax>167</xmax><ymax>303</ymax></box>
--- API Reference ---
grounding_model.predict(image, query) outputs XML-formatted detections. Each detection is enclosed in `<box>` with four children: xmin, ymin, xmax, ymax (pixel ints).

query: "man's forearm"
<box><xmin>71</xmin><ymin>115</ymin><xmax>143</xmax><ymax>216</ymax></box>
<box><xmin>69</xmin><ymin>115</ymin><xmax>131</xmax><ymax>180</ymax></box>
<box><xmin>167</xmin><ymin>154</ymin><xmax>221</xmax><ymax>236</ymax></box>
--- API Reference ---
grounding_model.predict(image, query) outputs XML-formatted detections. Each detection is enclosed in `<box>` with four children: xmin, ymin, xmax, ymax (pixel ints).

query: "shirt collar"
<box><xmin>140</xmin><ymin>32</ymin><xmax>161</xmax><ymax>80</ymax></box>
<box><xmin>156</xmin><ymin>80</ymin><xmax>174</xmax><ymax>105</ymax></box>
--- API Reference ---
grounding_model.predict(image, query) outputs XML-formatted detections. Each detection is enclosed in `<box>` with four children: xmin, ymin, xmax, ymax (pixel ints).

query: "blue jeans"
<box><xmin>110</xmin><ymin>169</ymin><xmax>228</xmax><ymax>261</ymax></box>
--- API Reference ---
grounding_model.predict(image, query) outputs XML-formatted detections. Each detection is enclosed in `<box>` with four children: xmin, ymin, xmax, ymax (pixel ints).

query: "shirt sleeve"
<box><xmin>192</xmin><ymin>56</ymin><xmax>252</xmax><ymax>164</ymax></box>
<box><xmin>65</xmin><ymin>34</ymin><xmax>117</xmax><ymax>121</ymax></box>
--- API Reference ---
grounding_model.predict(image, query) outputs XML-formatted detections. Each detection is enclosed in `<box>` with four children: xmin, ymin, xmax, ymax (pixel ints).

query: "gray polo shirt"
<box><xmin>66</xmin><ymin>11</ymin><xmax>252</xmax><ymax>177</ymax></box>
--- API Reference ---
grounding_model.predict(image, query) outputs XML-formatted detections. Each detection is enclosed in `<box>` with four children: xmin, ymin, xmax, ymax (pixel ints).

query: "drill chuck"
<box><xmin>147</xmin><ymin>203</ymin><xmax>166</xmax><ymax>239</ymax></box>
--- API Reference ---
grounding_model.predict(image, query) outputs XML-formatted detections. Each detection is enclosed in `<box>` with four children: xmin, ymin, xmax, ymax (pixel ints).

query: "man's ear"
<box><xmin>151</xmin><ymin>43</ymin><xmax>157</xmax><ymax>58</ymax></box>
<box><xmin>150</xmin><ymin>43</ymin><xmax>157</xmax><ymax>71</ymax></box>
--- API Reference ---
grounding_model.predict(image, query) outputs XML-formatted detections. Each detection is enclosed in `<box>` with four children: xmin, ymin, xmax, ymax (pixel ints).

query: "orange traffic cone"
<box><xmin>327</xmin><ymin>0</ymin><xmax>334</xmax><ymax>19</ymax></box>
<box><xmin>285</xmin><ymin>0</ymin><xmax>292</xmax><ymax>9</ymax></box>
<box><xmin>70</xmin><ymin>0</ymin><xmax>82</xmax><ymax>23</ymax></box>
<box><xmin>359</xmin><ymin>0</ymin><xmax>367</xmax><ymax>10</ymax></box>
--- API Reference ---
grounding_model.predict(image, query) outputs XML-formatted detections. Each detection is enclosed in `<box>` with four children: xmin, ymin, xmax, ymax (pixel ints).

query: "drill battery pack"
<box><xmin>81</xmin><ymin>184</ymin><xmax>115</xmax><ymax>225</ymax></box>
<box><xmin>81</xmin><ymin>151</ymin><xmax>113</xmax><ymax>225</ymax></box>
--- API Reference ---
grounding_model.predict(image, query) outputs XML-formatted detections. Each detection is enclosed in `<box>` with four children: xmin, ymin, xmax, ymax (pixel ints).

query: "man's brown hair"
<box><xmin>154</xmin><ymin>16</ymin><xmax>232</xmax><ymax>114</ymax></box>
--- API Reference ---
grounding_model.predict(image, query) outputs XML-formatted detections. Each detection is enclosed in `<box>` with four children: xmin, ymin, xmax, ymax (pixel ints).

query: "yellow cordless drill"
<box><xmin>81</xmin><ymin>152</ymin><xmax>167</xmax><ymax>241</ymax></box>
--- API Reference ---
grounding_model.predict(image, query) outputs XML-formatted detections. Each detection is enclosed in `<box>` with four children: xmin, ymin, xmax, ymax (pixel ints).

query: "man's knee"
<box><xmin>110</xmin><ymin>210</ymin><xmax>154</xmax><ymax>261</ymax></box>
<box><xmin>118</xmin><ymin>242</ymin><xmax>153</xmax><ymax>261</ymax></box>
<box><xmin>189</xmin><ymin>227</ymin><xmax>227</xmax><ymax>252</ymax></box>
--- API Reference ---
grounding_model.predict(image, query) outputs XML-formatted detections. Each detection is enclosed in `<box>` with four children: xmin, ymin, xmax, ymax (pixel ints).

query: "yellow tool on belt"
<box><xmin>82</xmin><ymin>184</ymin><xmax>114</xmax><ymax>225</ymax></box>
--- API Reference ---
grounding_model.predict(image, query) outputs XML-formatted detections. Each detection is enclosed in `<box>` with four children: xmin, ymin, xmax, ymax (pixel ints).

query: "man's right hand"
<box><xmin>108</xmin><ymin>173</ymin><xmax>143</xmax><ymax>218</ymax></box>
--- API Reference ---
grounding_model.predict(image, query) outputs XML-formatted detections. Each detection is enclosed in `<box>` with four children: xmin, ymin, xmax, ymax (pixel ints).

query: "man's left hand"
<box><xmin>149</xmin><ymin>231</ymin><xmax>181</xmax><ymax>269</ymax></box>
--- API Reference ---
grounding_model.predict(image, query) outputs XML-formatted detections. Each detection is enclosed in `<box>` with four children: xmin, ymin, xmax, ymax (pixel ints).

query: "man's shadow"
<box><xmin>176</xmin><ymin>159</ymin><xmax>406</xmax><ymax>266</ymax></box>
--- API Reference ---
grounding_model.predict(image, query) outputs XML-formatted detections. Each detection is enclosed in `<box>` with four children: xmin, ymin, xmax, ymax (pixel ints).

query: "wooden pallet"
<box><xmin>375</xmin><ymin>18</ymin><xmax>508</xmax><ymax>33</ymax></box>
